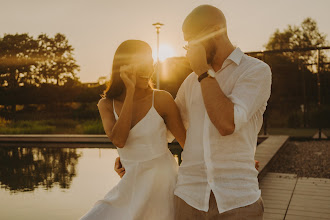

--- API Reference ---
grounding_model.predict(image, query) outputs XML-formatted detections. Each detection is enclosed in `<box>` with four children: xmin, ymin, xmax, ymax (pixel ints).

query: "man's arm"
<box><xmin>114</xmin><ymin>157</ymin><xmax>125</xmax><ymax>178</ymax></box>
<box><xmin>200</xmin><ymin>77</ymin><xmax>235</xmax><ymax>136</ymax></box>
<box><xmin>199</xmin><ymin>64</ymin><xmax>271</xmax><ymax>136</ymax></box>
<box><xmin>186</xmin><ymin>44</ymin><xmax>271</xmax><ymax>136</ymax></box>
<box><xmin>185</xmin><ymin>43</ymin><xmax>234</xmax><ymax>136</ymax></box>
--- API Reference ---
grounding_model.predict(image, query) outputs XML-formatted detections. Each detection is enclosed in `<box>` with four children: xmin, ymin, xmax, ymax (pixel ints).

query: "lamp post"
<box><xmin>152</xmin><ymin>22</ymin><xmax>164</xmax><ymax>89</ymax></box>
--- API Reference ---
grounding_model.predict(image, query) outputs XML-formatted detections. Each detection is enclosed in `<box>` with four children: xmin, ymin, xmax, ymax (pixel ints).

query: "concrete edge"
<box><xmin>0</xmin><ymin>134</ymin><xmax>269</xmax><ymax>144</ymax></box>
<box><xmin>256</xmin><ymin>135</ymin><xmax>290</xmax><ymax>181</ymax></box>
<box><xmin>0</xmin><ymin>134</ymin><xmax>288</xmax><ymax>179</ymax></box>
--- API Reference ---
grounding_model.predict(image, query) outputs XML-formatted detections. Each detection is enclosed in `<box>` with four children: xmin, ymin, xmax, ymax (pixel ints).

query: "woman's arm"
<box><xmin>155</xmin><ymin>90</ymin><xmax>186</xmax><ymax>148</ymax></box>
<box><xmin>97</xmin><ymin>66</ymin><xmax>136</xmax><ymax>148</ymax></box>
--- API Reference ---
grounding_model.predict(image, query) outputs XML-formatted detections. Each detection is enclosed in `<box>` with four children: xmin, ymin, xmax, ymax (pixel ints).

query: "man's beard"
<box><xmin>206</xmin><ymin>45</ymin><xmax>217</xmax><ymax>64</ymax></box>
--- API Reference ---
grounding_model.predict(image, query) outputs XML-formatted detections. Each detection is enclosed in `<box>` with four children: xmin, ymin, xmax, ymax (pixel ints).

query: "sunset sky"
<box><xmin>1</xmin><ymin>0</ymin><xmax>330</xmax><ymax>82</ymax></box>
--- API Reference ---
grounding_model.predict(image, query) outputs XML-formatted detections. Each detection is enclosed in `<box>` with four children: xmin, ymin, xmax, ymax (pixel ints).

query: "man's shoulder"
<box><xmin>186</xmin><ymin>72</ymin><xmax>197</xmax><ymax>81</ymax></box>
<box><xmin>240</xmin><ymin>54</ymin><xmax>271</xmax><ymax>76</ymax></box>
<box><xmin>181</xmin><ymin>72</ymin><xmax>197</xmax><ymax>88</ymax></box>
<box><xmin>242</xmin><ymin>54</ymin><xmax>270</xmax><ymax>69</ymax></box>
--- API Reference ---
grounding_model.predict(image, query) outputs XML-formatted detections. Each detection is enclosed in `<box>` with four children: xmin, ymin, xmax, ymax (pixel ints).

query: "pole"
<box><xmin>316</xmin><ymin>49</ymin><xmax>322</xmax><ymax>139</ymax></box>
<box><xmin>156</xmin><ymin>28</ymin><xmax>160</xmax><ymax>89</ymax></box>
<box><xmin>301</xmin><ymin>60</ymin><xmax>307</xmax><ymax>128</ymax></box>
<box><xmin>152</xmin><ymin>22</ymin><xmax>164</xmax><ymax>90</ymax></box>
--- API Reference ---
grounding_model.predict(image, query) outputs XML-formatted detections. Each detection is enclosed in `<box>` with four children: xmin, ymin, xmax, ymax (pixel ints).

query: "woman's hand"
<box><xmin>120</xmin><ymin>65</ymin><xmax>136</xmax><ymax>92</ymax></box>
<box><xmin>114</xmin><ymin>157</ymin><xmax>125</xmax><ymax>178</ymax></box>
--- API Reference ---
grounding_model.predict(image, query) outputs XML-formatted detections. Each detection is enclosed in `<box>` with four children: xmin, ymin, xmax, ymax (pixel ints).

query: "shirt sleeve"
<box><xmin>167</xmin><ymin>79</ymin><xmax>189</xmax><ymax>143</ymax></box>
<box><xmin>227</xmin><ymin>63</ymin><xmax>272</xmax><ymax>133</ymax></box>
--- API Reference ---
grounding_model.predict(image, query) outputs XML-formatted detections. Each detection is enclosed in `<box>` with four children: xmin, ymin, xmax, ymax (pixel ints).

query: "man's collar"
<box><xmin>226</xmin><ymin>47</ymin><xmax>243</xmax><ymax>65</ymax></box>
<box><xmin>214</xmin><ymin>47</ymin><xmax>244</xmax><ymax>74</ymax></box>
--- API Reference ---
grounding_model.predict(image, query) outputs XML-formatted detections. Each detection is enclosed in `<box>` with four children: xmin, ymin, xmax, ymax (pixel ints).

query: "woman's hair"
<box><xmin>102</xmin><ymin>40</ymin><xmax>154</xmax><ymax>99</ymax></box>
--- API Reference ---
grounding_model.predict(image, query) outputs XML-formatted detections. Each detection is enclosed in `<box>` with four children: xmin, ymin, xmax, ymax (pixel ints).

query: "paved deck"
<box><xmin>260</xmin><ymin>172</ymin><xmax>330</xmax><ymax>220</ymax></box>
<box><xmin>255</xmin><ymin>135</ymin><xmax>289</xmax><ymax>179</ymax></box>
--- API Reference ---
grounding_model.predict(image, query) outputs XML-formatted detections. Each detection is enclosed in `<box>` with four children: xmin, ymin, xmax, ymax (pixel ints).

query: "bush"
<box><xmin>309</xmin><ymin>105</ymin><xmax>330</xmax><ymax>128</ymax></box>
<box><xmin>288</xmin><ymin>111</ymin><xmax>304</xmax><ymax>128</ymax></box>
<box><xmin>72</xmin><ymin>102</ymin><xmax>99</xmax><ymax>120</ymax></box>
<box><xmin>44</xmin><ymin>119</ymin><xmax>78</xmax><ymax>128</ymax></box>
<box><xmin>75</xmin><ymin>120</ymin><xmax>105</xmax><ymax>134</ymax></box>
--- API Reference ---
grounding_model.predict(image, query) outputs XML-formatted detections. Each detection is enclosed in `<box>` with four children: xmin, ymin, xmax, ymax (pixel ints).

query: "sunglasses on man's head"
<box><xmin>183</xmin><ymin>26</ymin><xmax>224</xmax><ymax>51</ymax></box>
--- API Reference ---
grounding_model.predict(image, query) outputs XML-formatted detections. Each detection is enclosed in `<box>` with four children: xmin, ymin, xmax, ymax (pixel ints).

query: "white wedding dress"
<box><xmin>80</xmin><ymin>91</ymin><xmax>178</xmax><ymax>220</ymax></box>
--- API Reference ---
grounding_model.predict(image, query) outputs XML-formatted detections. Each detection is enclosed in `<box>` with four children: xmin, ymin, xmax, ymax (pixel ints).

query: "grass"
<box><xmin>75</xmin><ymin>120</ymin><xmax>105</xmax><ymax>134</ymax></box>
<box><xmin>0</xmin><ymin>120</ymin><xmax>56</xmax><ymax>134</ymax></box>
<box><xmin>0</xmin><ymin>119</ymin><xmax>105</xmax><ymax>134</ymax></box>
<box><xmin>0</xmin><ymin>117</ymin><xmax>328</xmax><ymax>137</ymax></box>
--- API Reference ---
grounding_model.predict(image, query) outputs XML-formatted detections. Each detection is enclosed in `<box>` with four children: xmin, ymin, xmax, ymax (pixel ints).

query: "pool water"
<box><xmin>0</xmin><ymin>145</ymin><xmax>181</xmax><ymax>220</ymax></box>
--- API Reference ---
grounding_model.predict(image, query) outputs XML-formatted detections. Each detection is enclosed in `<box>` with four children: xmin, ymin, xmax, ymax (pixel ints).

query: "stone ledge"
<box><xmin>255</xmin><ymin>135</ymin><xmax>289</xmax><ymax>181</ymax></box>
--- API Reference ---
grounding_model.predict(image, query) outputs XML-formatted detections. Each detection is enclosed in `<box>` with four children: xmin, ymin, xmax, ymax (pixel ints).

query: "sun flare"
<box><xmin>152</xmin><ymin>44</ymin><xmax>175</xmax><ymax>61</ymax></box>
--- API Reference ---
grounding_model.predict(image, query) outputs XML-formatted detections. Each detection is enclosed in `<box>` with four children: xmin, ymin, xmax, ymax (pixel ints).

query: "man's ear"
<box><xmin>211</xmin><ymin>24</ymin><xmax>226</xmax><ymax>38</ymax></box>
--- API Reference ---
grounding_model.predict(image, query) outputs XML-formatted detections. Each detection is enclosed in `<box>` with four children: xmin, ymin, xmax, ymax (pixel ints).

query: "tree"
<box><xmin>158</xmin><ymin>57</ymin><xmax>192</xmax><ymax>97</ymax></box>
<box><xmin>265</xmin><ymin>17</ymin><xmax>328</xmax><ymax>67</ymax></box>
<box><xmin>0</xmin><ymin>34</ymin><xmax>39</xmax><ymax>88</ymax></box>
<box><xmin>0</xmin><ymin>33</ymin><xmax>80</xmax><ymax>115</ymax></box>
<box><xmin>262</xmin><ymin>18</ymin><xmax>329</xmax><ymax>128</ymax></box>
<box><xmin>36</xmin><ymin>33</ymin><xmax>80</xmax><ymax>86</ymax></box>
<box><xmin>0</xmin><ymin>33</ymin><xmax>80</xmax><ymax>88</ymax></box>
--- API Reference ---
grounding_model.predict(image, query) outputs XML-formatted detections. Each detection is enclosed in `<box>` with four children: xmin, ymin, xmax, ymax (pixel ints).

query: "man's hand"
<box><xmin>185</xmin><ymin>43</ymin><xmax>209</xmax><ymax>76</ymax></box>
<box><xmin>255</xmin><ymin>160</ymin><xmax>260</xmax><ymax>171</ymax></box>
<box><xmin>114</xmin><ymin>157</ymin><xmax>125</xmax><ymax>178</ymax></box>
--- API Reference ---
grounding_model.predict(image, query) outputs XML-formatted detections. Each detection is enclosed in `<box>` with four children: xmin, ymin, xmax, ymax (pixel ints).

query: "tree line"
<box><xmin>0</xmin><ymin>33</ymin><xmax>104</xmax><ymax>111</ymax></box>
<box><xmin>0</xmin><ymin>18</ymin><xmax>329</xmax><ymax>128</ymax></box>
<box><xmin>0</xmin><ymin>33</ymin><xmax>79</xmax><ymax>88</ymax></box>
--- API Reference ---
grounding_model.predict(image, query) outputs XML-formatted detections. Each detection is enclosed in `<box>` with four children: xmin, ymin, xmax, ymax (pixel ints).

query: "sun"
<box><xmin>152</xmin><ymin>44</ymin><xmax>175</xmax><ymax>61</ymax></box>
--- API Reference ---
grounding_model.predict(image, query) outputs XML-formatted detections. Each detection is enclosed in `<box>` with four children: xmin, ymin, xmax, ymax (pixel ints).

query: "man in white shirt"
<box><xmin>171</xmin><ymin>5</ymin><xmax>271</xmax><ymax>219</ymax></box>
<box><xmin>115</xmin><ymin>4</ymin><xmax>271</xmax><ymax>219</ymax></box>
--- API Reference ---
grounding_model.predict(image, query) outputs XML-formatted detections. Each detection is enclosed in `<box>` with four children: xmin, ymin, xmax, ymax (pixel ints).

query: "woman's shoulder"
<box><xmin>97</xmin><ymin>97</ymin><xmax>113</xmax><ymax>110</ymax></box>
<box><xmin>153</xmin><ymin>89</ymin><xmax>176</xmax><ymax>114</ymax></box>
<box><xmin>153</xmin><ymin>89</ymin><xmax>174</xmax><ymax>103</ymax></box>
<box><xmin>153</xmin><ymin>89</ymin><xmax>178</xmax><ymax>117</ymax></box>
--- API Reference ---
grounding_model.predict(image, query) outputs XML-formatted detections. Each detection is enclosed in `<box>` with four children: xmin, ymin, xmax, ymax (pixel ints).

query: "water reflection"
<box><xmin>0</xmin><ymin>146</ymin><xmax>81</xmax><ymax>192</ymax></box>
<box><xmin>0</xmin><ymin>144</ymin><xmax>182</xmax><ymax>219</ymax></box>
<box><xmin>0</xmin><ymin>143</ymin><xmax>182</xmax><ymax>193</ymax></box>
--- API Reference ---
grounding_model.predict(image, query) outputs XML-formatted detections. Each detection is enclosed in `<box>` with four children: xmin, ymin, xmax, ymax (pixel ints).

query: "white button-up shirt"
<box><xmin>171</xmin><ymin>47</ymin><xmax>272</xmax><ymax>213</ymax></box>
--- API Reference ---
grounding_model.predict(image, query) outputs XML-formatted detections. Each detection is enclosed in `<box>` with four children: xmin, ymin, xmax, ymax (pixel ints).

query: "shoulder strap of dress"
<box><xmin>152</xmin><ymin>90</ymin><xmax>155</xmax><ymax>107</ymax></box>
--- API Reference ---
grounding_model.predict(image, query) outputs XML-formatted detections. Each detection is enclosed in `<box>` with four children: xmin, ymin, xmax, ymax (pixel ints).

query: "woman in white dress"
<box><xmin>79</xmin><ymin>40</ymin><xmax>186</xmax><ymax>220</ymax></box>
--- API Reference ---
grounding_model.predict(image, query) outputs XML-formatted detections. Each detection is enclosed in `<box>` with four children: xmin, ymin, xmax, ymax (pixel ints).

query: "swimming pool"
<box><xmin>0</xmin><ymin>144</ymin><xmax>181</xmax><ymax>220</ymax></box>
